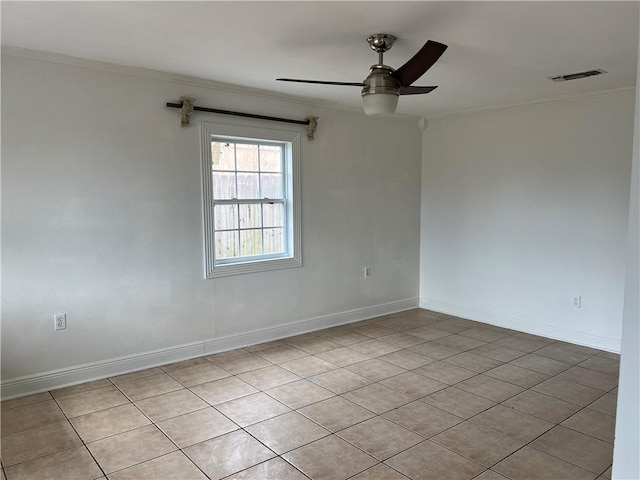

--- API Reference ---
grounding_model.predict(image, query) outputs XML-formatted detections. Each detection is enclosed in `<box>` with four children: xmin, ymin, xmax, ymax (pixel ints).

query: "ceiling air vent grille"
<box><xmin>549</xmin><ymin>69</ymin><xmax>607</xmax><ymax>82</ymax></box>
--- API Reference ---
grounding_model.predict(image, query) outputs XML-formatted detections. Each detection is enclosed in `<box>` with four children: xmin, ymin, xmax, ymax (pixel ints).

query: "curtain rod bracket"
<box><xmin>305</xmin><ymin>116</ymin><xmax>319</xmax><ymax>140</ymax></box>
<box><xmin>166</xmin><ymin>99</ymin><xmax>318</xmax><ymax>139</ymax></box>
<box><xmin>180</xmin><ymin>96</ymin><xmax>195</xmax><ymax>127</ymax></box>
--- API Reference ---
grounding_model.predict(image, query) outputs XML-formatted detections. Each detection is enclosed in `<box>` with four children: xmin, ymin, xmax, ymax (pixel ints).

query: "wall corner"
<box><xmin>418</xmin><ymin>116</ymin><xmax>428</xmax><ymax>133</ymax></box>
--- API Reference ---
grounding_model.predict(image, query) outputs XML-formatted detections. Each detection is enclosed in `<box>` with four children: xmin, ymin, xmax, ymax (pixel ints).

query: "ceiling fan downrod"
<box><xmin>367</xmin><ymin>33</ymin><xmax>397</xmax><ymax>67</ymax></box>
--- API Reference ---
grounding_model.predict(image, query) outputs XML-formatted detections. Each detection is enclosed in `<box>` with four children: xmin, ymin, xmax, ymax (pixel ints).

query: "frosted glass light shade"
<box><xmin>362</xmin><ymin>93</ymin><xmax>398</xmax><ymax>116</ymax></box>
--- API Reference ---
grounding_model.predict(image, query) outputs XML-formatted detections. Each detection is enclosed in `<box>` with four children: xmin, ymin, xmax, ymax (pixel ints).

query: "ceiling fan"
<box><xmin>277</xmin><ymin>34</ymin><xmax>448</xmax><ymax>116</ymax></box>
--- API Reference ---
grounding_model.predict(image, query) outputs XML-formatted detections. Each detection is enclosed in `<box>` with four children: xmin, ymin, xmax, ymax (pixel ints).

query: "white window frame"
<box><xmin>201</xmin><ymin>121</ymin><xmax>302</xmax><ymax>278</ymax></box>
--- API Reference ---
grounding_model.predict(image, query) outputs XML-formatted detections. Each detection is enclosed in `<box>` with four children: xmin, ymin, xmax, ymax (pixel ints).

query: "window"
<box><xmin>201</xmin><ymin>122</ymin><xmax>301</xmax><ymax>277</ymax></box>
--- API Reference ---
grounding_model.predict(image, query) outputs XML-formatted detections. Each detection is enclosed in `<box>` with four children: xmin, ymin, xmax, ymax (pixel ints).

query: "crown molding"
<box><xmin>427</xmin><ymin>85</ymin><xmax>637</xmax><ymax>121</ymax></box>
<box><xmin>0</xmin><ymin>46</ymin><xmax>421</xmax><ymax>122</ymax></box>
<box><xmin>0</xmin><ymin>46</ymin><xmax>365</xmax><ymax>114</ymax></box>
<box><xmin>2</xmin><ymin>45</ymin><xmax>418</xmax><ymax>120</ymax></box>
<box><xmin>5</xmin><ymin>46</ymin><xmax>630</xmax><ymax>123</ymax></box>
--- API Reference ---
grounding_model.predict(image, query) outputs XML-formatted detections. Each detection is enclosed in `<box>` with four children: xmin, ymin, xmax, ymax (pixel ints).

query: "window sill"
<box><xmin>206</xmin><ymin>255</ymin><xmax>302</xmax><ymax>278</ymax></box>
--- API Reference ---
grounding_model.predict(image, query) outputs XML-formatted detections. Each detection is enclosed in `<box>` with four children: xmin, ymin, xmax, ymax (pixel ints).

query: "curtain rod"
<box><xmin>166</xmin><ymin>98</ymin><xmax>318</xmax><ymax>139</ymax></box>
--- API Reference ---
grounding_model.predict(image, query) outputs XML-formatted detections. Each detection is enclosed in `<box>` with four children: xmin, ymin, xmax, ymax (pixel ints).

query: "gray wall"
<box><xmin>420</xmin><ymin>92</ymin><xmax>636</xmax><ymax>352</ymax></box>
<box><xmin>1</xmin><ymin>53</ymin><xmax>422</xmax><ymax>388</ymax></box>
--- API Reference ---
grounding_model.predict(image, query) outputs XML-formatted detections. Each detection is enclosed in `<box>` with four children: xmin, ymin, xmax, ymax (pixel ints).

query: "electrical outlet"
<box><xmin>54</xmin><ymin>313</ymin><xmax>67</xmax><ymax>331</ymax></box>
<box><xmin>573</xmin><ymin>296</ymin><xmax>582</xmax><ymax>308</ymax></box>
<box><xmin>363</xmin><ymin>266</ymin><xmax>372</xmax><ymax>278</ymax></box>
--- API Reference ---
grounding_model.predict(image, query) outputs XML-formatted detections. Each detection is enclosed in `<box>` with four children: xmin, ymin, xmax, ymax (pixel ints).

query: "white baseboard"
<box><xmin>420</xmin><ymin>297</ymin><xmax>621</xmax><ymax>353</ymax></box>
<box><xmin>1</xmin><ymin>298</ymin><xmax>418</xmax><ymax>400</ymax></box>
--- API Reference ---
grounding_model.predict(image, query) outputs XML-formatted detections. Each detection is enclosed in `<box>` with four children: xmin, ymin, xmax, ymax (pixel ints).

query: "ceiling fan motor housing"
<box><xmin>361</xmin><ymin>65</ymin><xmax>400</xmax><ymax>116</ymax></box>
<box><xmin>362</xmin><ymin>65</ymin><xmax>400</xmax><ymax>98</ymax></box>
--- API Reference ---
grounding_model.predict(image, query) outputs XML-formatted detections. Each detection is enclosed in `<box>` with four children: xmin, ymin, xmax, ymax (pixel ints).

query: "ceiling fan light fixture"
<box><xmin>361</xmin><ymin>65</ymin><xmax>400</xmax><ymax>116</ymax></box>
<box><xmin>362</xmin><ymin>92</ymin><xmax>399</xmax><ymax>116</ymax></box>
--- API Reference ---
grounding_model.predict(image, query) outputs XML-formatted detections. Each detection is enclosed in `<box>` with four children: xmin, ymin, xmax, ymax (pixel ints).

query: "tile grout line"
<box><xmin>353</xmin><ymin>329</ymin><xmax>615</xmax><ymax>477</ymax></box>
<box><xmin>170</xmin><ymin>358</ymin><xmax>381</xmax><ymax>479</ymax></box>
<box><xmin>88</xmin><ymin>377</ymin><xmax>213</xmax><ymax>479</ymax></box>
<box><xmin>454</xmin><ymin>355</ymin><xmax>614</xmax><ymax>475</ymax></box>
<box><xmin>249</xmin><ymin>341</ymin><xmax>614</xmax><ymax>479</ymax></box>
<box><xmin>417</xmin><ymin>370</ymin><xmax>614</xmax><ymax>477</ymax></box>
<box><xmin>1</xmin><ymin>370</ymin><xmax>615</xmax><ymax>474</ymax></box>
<box><xmin>128</xmin><ymin>359</ymin><xmax>330</xmax><ymax>479</ymax></box>
<box><xmin>310</xmin><ymin>319</ymin><xmax>614</xmax><ymax>479</ymax></box>
<box><xmin>235</xmin><ymin>428</ymin><xmax>312</xmax><ymax>479</ymax></box>
<box><xmin>110</xmin><ymin>365</ymin><xmax>236</xmax><ymax>480</ymax></box>
<box><xmin>181</xmin><ymin>337</ymin><xmax>437</xmax><ymax>479</ymax></box>
<box><xmin>50</xmin><ymin>391</ymin><xmax>109</xmax><ymax>480</ymax></box>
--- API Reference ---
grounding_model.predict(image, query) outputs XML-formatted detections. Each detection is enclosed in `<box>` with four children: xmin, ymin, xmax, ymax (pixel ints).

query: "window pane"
<box><xmin>237</xmin><ymin>173</ymin><xmax>260</xmax><ymax>199</ymax></box>
<box><xmin>262</xmin><ymin>203</ymin><xmax>284</xmax><ymax>228</ymax></box>
<box><xmin>212</xmin><ymin>172</ymin><xmax>236</xmax><ymax>199</ymax></box>
<box><xmin>216</xmin><ymin>230</ymin><xmax>239</xmax><ymax>259</ymax></box>
<box><xmin>239</xmin><ymin>203</ymin><xmax>261</xmax><ymax>229</ymax></box>
<box><xmin>236</xmin><ymin>143</ymin><xmax>259</xmax><ymax>171</ymax></box>
<box><xmin>263</xmin><ymin>228</ymin><xmax>285</xmax><ymax>254</ymax></box>
<box><xmin>260</xmin><ymin>145</ymin><xmax>282</xmax><ymax>172</ymax></box>
<box><xmin>240</xmin><ymin>229</ymin><xmax>263</xmax><ymax>256</ymax></box>
<box><xmin>261</xmin><ymin>173</ymin><xmax>283</xmax><ymax>199</ymax></box>
<box><xmin>214</xmin><ymin>204</ymin><xmax>239</xmax><ymax>230</ymax></box>
<box><xmin>211</xmin><ymin>141</ymin><xmax>235</xmax><ymax>170</ymax></box>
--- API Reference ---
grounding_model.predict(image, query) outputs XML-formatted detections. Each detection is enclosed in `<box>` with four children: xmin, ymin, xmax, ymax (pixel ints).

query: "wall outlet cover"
<box><xmin>573</xmin><ymin>296</ymin><xmax>582</xmax><ymax>308</ymax></box>
<box><xmin>54</xmin><ymin>313</ymin><xmax>67</xmax><ymax>331</ymax></box>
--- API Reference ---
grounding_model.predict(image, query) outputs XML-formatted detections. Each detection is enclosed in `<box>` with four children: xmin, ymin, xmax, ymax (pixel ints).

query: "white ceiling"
<box><xmin>2</xmin><ymin>1</ymin><xmax>638</xmax><ymax>117</ymax></box>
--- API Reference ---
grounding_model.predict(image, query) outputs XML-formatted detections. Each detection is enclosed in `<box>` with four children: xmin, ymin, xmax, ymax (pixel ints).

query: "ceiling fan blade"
<box><xmin>277</xmin><ymin>78</ymin><xmax>365</xmax><ymax>87</ymax></box>
<box><xmin>399</xmin><ymin>85</ymin><xmax>438</xmax><ymax>95</ymax></box>
<box><xmin>391</xmin><ymin>40</ymin><xmax>448</xmax><ymax>87</ymax></box>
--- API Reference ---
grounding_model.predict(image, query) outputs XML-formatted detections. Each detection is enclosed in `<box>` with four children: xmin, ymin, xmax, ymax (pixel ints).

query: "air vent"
<box><xmin>549</xmin><ymin>69</ymin><xmax>607</xmax><ymax>82</ymax></box>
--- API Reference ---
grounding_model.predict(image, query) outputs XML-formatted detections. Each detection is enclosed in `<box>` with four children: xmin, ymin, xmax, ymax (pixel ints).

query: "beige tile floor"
<box><xmin>0</xmin><ymin>309</ymin><xmax>620</xmax><ymax>480</ymax></box>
